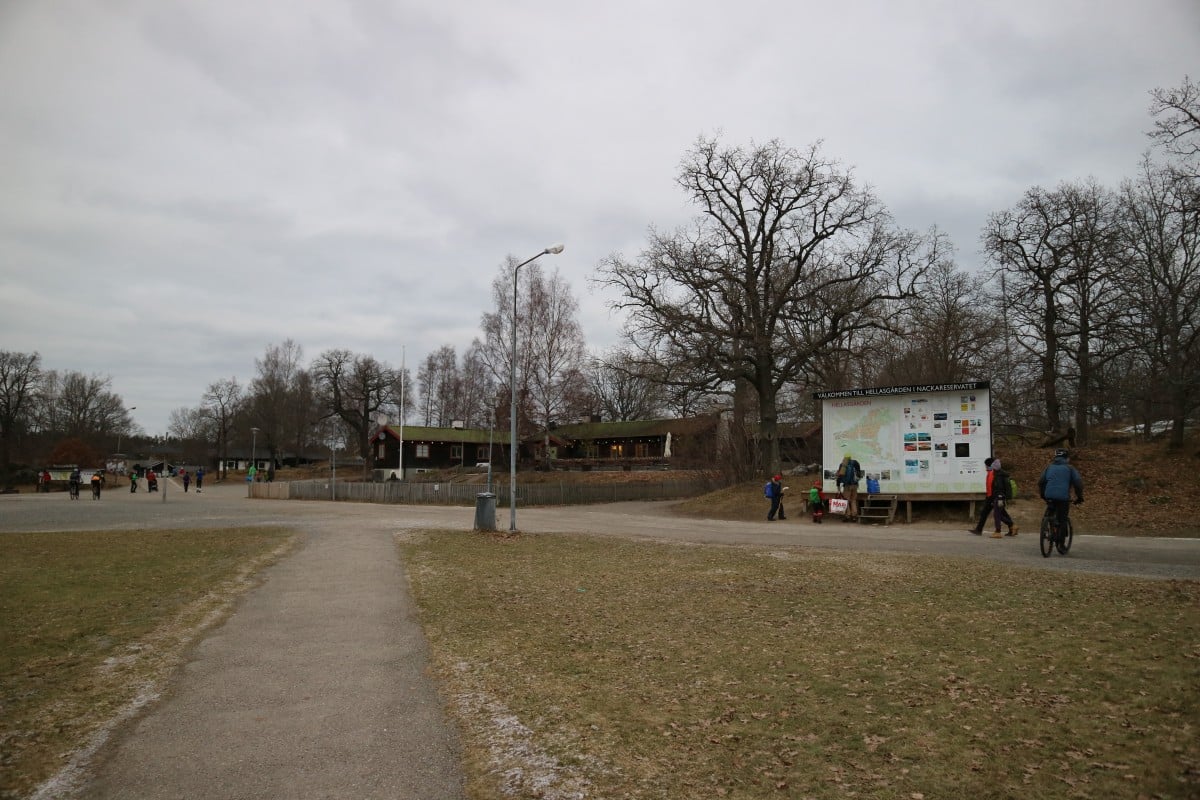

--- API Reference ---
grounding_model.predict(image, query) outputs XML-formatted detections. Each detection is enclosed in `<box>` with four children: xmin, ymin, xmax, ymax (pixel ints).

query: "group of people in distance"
<box><xmin>767</xmin><ymin>448</ymin><xmax>1084</xmax><ymax>532</ymax></box>
<box><xmin>51</xmin><ymin>465</ymin><xmax>210</xmax><ymax>499</ymax></box>
<box><xmin>969</xmin><ymin>447</ymin><xmax>1084</xmax><ymax>538</ymax></box>
<box><xmin>765</xmin><ymin>453</ymin><xmax>864</xmax><ymax>524</ymax></box>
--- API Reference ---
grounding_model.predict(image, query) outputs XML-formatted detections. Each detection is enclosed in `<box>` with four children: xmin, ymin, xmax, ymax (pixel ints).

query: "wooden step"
<box><xmin>857</xmin><ymin>494</ymin><xmax>898</xmax><ymax>525</ymax></box>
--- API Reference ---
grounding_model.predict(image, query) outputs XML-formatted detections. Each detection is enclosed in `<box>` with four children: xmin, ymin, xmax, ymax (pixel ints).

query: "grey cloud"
<box><xmin>1</xmin><ymin>0</ymin><xmax>1194</xmax><ymax>433</ymax></box>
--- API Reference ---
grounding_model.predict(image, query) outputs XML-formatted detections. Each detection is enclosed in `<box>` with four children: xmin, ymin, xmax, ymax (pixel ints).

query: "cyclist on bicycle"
<box><xmin>1038</xmin><ymin>448</ymin><xmax>1083</xmax><ymax>540</ymax></box>
<box><xmin>68</xmin><ymin>467</ymin><xmax>82</xmax><ymax>499</ymax></box>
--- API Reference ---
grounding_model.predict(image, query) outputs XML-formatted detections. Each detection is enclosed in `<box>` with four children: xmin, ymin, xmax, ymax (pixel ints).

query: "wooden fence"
<box><xmin>251</xmin><ymin>478</ymin><xmax>716</xmax><ymax>506</ymax></box>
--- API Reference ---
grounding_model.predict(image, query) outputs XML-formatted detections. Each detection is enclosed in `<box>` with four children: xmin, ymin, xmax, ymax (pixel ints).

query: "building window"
<box><xmin>416</xmin><ymin>444</ymin><xmax>430</xmax><ymax>459</ymax></box>
<box><xmin>476</xmin><ymin>445</ymin><xmax>489</xmax><ymax>461</ymax></box>
<box><xmin>635</xmin><ymin>442</ymin><xmax>649</xmax><ymax>458</ymax></box>
<box><xmin>378</xmin><ymin>443</ymin><xmax>386</xmax><ymax>459</ymax></box>
<box><xmin>451</xmin><ymin>444</ymin><xmax>463</xmax><ymax>459</ymax></box>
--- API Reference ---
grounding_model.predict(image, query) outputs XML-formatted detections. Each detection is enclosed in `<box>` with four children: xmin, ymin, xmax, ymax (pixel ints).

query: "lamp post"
<box><xmin>509</xmin><ymin>243</ymin><xmax>564</xmax><ymax>532</ymax></box>
<box><xmin>249</xmin><ymin>426</ymin><xmax>259</xmax><ymax>497</ymax></box>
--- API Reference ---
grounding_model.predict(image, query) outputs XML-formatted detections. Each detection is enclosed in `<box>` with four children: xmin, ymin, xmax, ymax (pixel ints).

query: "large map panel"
<box><xmin>817</xmin><ymin>382</ymin><xmax>991</xmax><ymax>495</ymax></box>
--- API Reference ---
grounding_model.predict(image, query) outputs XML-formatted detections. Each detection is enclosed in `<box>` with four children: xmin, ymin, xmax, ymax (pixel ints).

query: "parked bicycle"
<box><xmin>1039</xmin><ymin>500</ymin><xmax>1074</xmax><ymax>557</ymax></box>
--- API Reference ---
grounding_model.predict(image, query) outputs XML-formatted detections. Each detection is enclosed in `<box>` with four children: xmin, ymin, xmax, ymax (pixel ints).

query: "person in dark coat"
<box><xmin>1038</xmin><ymin>449</ymin><xmax>1084</xmax><ymax>540</ymax></box>
<box><xmin>989</xmin><ymin>458</ymin><xmax>1017</xmax><ymax>538</ymax></box>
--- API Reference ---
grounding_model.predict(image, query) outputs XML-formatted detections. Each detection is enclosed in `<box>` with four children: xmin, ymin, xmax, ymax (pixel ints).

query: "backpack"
<box><xmin>764</xmin><ymin>481</ymin><xmax>772</xmax><ymax>498</ymax></box>
<box><xmin>843</xmin><ymin>461</ymin><xmax>858</xmax><ymax>484</ymax></box>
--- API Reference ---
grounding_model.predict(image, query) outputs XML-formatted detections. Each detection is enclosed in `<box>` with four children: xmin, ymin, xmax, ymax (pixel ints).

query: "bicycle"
<box><xmin>1039</xmin><ymin>501</ymin><xmax>1074</xmax><ymax>557</ymax></box>
<box><xmin>68</xmin><ymin>481</ymin><xmax>81</xmax><ymax>501</ymax></box>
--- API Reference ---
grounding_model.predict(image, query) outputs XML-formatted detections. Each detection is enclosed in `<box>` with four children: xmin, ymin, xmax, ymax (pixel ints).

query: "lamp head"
<box><xmin>545</xmin><ymin>244</ymin><xmax>564</xmax><ymax>255</ymax></box>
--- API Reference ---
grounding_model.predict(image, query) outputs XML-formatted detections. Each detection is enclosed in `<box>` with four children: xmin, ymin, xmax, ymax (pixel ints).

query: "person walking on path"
<box><xmin>968</xmin><ymin>457</ymin><xmax>996</xmax><ymax>535</ymax></box>
<box><xmin>91</xmin><ymin>471</ymin><xmax>103</xmax><ymax>500</ymax></box>
<box><xmin>195</xmin><ymin>466</ymin><xmax>204</xmax><ymax>493</ymax></box>
<box><xmin>181</xmin><ymin>470</ymin><xmax>191</xmax><ymax>492</ymax></box>
<box><xmin>129</xmin><ymin>472</ymin><xmax>138</xmax><ymax>493</ymax></box>
<box><xmin>1038</xmin><ymin>448</ymin><xmax>1084</xmax><ymax>540</ymax></box>
<box><xmin>988</xmin><ymin>458</ymin><xmax>1018</xmax><ymax>538</ymax></box>
<box><xmin>765</xmin><ymin>474</ymin><xmax>786</xmax><ymax>521</ymax></box>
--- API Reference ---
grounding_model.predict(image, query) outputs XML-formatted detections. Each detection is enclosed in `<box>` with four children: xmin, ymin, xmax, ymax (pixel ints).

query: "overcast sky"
<box><xmin>1</xmin><ymin>1</ymin><xmax>1195</xmax><ymax>436</ymax></box>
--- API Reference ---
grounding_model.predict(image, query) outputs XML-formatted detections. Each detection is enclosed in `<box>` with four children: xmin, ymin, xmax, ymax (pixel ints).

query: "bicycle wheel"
<box><xmin>1039</xmin><ymin>511</ymin><xmax>1054</xmax><ymax>558</ymax></box>
<box><xmin>1056</xmin><ymin>518</ymin><xmax>1073</xmax><ymax>555</ymax></box>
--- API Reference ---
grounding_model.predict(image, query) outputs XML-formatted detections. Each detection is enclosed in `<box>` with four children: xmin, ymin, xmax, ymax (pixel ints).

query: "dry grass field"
<box><xmin>403</xmin><ymin>529</ymin><xmax>1200</xmax><ymax>799</ymax></box>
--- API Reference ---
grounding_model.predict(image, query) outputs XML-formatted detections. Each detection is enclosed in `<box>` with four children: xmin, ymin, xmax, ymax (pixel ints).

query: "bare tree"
<box><xmin>481</xmin><ymin>259</ymin><xmax>588</xmax><ymax>452</ymax></box>
<box><xmin>167</xmin><ymin>406</ymin><xmax>210</xmax><ymax>441</ymax></box>
<box><xmin>51</xmin><ymin>371</ymin><xmax>128</xmax><ymax>442</ymax></box>
<box><xmin>1149</xmin><ymin>75</ymin><xmax>1200</xmax><ymax>167</ymax></box>
<box><xmin>201</xmin><ymin>377</ymin><xmax>243</xmax><ymax>479</ymax></box>
<box><xmin>167</xmin><ymin>406</ymin><xmax>215</xmax><ymax>463</ymax></box>
<box><xmin>457</xmin><ymin>340</ymin><xmax>497</xmax><ymax>429</ymax></box>
<box><xmin>1118</xmin><ymin>159</ymin><xmax>1200</xmax><ymax>448</ymax></box>
<box><xmin>527</xmin><ymin>267</ymin><xmax>588</xmax><ymax>451</ymax></box>
<box><xmin>599</xmin><ymin>136</ymin><xmax>934</xmax><ymax>475</ymax></box>
<box><xmin>247</xmin><ymin>340</ymin><xmax>306</xmax><ymax>468</ymax></box>
<box><xmin>983</xmin><ymin>181</ymin><xmax>1128</xmax><ymax>443</ymax></box>
<box><xmin>870</xmin><ymin>255</ymin><xmax>998</xmax><ymax>386</ymax></box>
<box><xmin>479</xmin><ymin>259</ymin><xmax>523</xmax><ymax>428</ymax></box>
<box><xmin>310</xmin><ymin>349</ymin><xmax>399</xmax><ymax>478</ymax></box>
<box><xmin>588</xmin><ymin>349</ymin><xmax>665</xmax><ymax>421</ymax></box>
<box><xmin>417</xmin><ymin>345</ymin><xmax>459</xmax><ymax>426</ymax></box>
<box><xmin>1054</xmin><ymin>181</ymin><xmax>1129</xmax><ymax>444</ymax></box>
<box><xmin>0</xmin><ymin>350</ymin><xmax>42</xmax><ymax>487</ymax></box>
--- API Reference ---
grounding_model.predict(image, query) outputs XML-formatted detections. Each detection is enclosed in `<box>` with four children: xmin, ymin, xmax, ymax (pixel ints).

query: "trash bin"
<box><xmin>474</xmin><ymin>492</ymin><xmax>497</xmax><ymax>531</ymax></box>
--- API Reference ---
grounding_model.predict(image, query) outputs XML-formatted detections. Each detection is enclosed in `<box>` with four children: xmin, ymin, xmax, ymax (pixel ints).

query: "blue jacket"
<box><xmin>1038</xmin><ymin>457</ymin><xmax>1083</xmax><ymax>502</ymax></box>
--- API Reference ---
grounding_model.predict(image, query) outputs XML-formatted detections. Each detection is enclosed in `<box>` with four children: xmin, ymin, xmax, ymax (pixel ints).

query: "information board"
<box><xmin>814</xmin><ymin>382</ymin><xmax>992</xmax><ymax>495</ymax></box>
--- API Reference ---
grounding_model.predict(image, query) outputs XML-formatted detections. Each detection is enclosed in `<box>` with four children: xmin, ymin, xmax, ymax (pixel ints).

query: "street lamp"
<box><xmin>249</xmin><ymin>427</ymin><xmax>260</xmax><ymax>497</ymax></box>
<box><xmin>509</xmin><ymin>243</ymin><xmax>564</xmax><ymax>532</ymax></box>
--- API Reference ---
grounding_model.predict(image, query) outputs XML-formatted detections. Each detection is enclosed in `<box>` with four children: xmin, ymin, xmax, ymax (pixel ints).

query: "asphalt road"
<box><xmin>5</xmin><ymin>479</ymin><xmax>1199</xmax><ymax>799</ymax></box>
